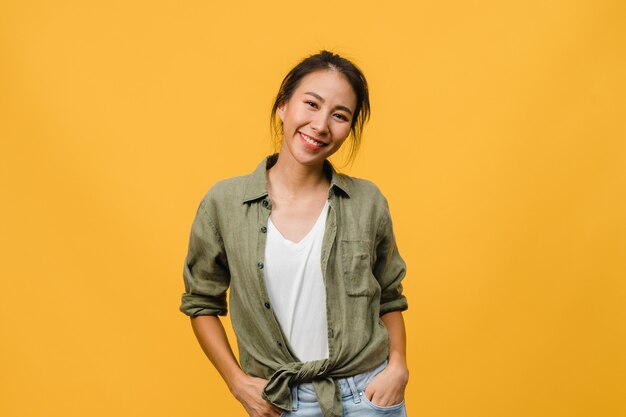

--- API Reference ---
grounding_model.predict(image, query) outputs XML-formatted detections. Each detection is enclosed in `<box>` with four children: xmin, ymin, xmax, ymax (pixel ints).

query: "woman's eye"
<box><xmin>334</xmin><ymin>113</ymin><xmax>349</xmax><ymax>121</ymax></box>
<box><xmin>306</xmin><ymin>101</ymin><xmax>318</xmax><ymax>108</ymax></box>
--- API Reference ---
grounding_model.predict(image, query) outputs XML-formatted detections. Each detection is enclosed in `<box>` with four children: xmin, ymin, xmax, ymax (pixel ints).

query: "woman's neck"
<box><xmin>267</xmin><ymin>152</ymin><xmax>330</xmax><ymax>199</ymax></box>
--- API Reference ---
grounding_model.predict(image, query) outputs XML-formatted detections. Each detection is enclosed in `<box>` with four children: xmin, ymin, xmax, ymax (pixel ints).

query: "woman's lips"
<box><xmin>299</xmin><ymin>132</ymin><xmax>326</xmax><ymax>150</ymax></box>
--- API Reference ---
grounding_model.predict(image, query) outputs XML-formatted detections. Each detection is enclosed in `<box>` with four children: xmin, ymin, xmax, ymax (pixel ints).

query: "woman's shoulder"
<box><xmin>335</xmin><ymin>171</ymin><xmax>388</xmax><ymax>202</ymax></box>
<box><xmin>207</xmin><ymin>174</ymin><xmax>249</xmax><ymax>196</ymax></box>
<box><xmin>195</xmin><ymin>172</ymin><xmax>254</xmax><ymax>212</ymax></box>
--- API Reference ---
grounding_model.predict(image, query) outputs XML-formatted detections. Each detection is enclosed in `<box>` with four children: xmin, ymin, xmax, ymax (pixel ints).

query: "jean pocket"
<box><xmin>362</xmin><ymin>395</ymin><xmax>406</xmax><ymax>412</ymax></box>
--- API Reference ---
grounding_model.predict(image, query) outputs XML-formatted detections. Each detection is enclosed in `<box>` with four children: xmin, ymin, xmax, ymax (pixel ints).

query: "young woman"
<box><xmin>180</xmin><ymin>51</ymin><xmax>409</xmax><ymax>417</ymax></box>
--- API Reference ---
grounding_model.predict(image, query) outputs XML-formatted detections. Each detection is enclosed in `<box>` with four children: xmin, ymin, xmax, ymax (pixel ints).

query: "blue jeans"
<box><xmin>280</xmin><ymin>361</ymin><xmax>407</xmax><ymax>416</ymax></box>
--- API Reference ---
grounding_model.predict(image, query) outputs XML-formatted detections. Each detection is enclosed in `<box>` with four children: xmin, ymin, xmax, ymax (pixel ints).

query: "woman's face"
<box><xmin>277</xmin><ymin>70</ymin><xmax>357</xmax><ymax>168</ymax></box>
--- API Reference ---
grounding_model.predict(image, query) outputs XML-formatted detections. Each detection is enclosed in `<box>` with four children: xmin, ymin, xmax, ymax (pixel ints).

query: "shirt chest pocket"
<box><xmin>340</xmin><ymin>239</ymin><xmax>377</xmax><ymax>297</ymax></box>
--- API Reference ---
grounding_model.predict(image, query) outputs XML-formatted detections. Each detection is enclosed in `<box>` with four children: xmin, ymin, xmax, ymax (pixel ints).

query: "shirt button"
<box><xmin>257</xmin><ymin>262</ymin><xmax>264</xmax><ymax>270</ymax></box>
<box><xmin>262</xmin><ymin>199</ymin><xmax>269</xmax><ymax>207</ymax></box>
<box><xmin>277</xmin><ymin>341</ymin><xmax>283</xmax><ymax>347</ymax></box>
<box><xmin>261</xmin><ymin>226</ymin><xmax>267</xmax><ymax>233</ymax></box>
<box><xmin>264</xmin><ymin>302</ymin><xmax>270</xmax><ymax>309</ymax></box>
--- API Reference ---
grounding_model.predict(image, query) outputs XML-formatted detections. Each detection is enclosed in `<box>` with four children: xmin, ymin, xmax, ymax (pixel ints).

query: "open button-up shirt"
<box><xmin>180</xmin><ymin>154</ymin><xmax>408</xmax><ymax>417</ymax></box>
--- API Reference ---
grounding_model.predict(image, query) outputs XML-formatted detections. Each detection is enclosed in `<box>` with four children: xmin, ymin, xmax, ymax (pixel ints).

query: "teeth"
<box><xmin>301</xmin><ymin>133</ymin><xmax>325</xmax><ymax>147</ymax></box>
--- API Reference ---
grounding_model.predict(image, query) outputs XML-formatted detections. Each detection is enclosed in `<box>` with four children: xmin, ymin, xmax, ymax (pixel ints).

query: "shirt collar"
<box><xmin>242</xmin><ymin>153</ymin><xmax>351</xmax><ymax>203</ymax></box>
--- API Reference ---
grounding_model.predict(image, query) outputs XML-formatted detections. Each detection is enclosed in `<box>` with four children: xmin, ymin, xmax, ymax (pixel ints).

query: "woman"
<box><xmin>180</xmin><ymin>50</ymin><xmax>409</xmax><ymax>417</ymax></box>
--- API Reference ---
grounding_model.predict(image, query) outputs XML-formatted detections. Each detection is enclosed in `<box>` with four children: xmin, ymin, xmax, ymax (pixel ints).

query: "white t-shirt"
<box><xmin>263</xmin><ymin>201</ymin><xmax>330</xmax><ymax>362</ymax></box>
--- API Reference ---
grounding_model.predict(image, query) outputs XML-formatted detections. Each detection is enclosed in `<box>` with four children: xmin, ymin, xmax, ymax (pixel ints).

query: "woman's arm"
<box><xmin>364</xmin><ymin>310</ymin><xmax>409</xmax><ymax>406</ymax></box>
<box><xmin>190</xmin><ymin>316</ymin><xmax>282</xmax><ymax>417</ymax></box>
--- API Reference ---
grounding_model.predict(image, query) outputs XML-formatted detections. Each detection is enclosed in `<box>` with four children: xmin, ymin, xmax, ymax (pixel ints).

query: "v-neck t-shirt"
<box><xmin>263</xmin><ymin>200</ymin><xmax>330</xmax><ymax>362</ymax></box>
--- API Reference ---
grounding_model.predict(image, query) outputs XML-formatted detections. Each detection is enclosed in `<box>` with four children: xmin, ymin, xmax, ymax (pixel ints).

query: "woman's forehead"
<box><xmin>295</xmin><ymin>71</ymin><xmax>356</xmax><ymax>107</ymax></box>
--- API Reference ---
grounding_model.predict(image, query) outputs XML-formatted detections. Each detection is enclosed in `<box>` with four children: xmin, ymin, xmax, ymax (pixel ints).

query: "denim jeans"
<box><xmin>280</xmin><ymin>360</ymin><xmax>407</xmax><ymax>416</ymax></box>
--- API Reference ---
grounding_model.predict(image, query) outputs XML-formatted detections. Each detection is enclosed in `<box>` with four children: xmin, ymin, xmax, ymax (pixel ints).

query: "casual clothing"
<box><xmin>281</xmin><ymin>360</ymin><xmax>407</xmax><ymax>417</ymax></box>
<box><xmin>180</xmin><ymin>154</ymin><xmax>408</xmax><ymax>417</ymax></box>
<box><xmin>264</xmin><ymin>200</ymin><xmax>330</xmax><ymax>362</ymax></box>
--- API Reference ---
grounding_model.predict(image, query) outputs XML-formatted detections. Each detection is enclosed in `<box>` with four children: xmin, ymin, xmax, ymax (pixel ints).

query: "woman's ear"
<box><xmin>277</xmin><ymin>101</ymin><xmax>286</xmax><ymax>122</ymax></box>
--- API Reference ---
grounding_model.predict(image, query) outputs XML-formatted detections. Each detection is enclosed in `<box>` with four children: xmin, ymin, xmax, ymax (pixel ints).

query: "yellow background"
<box><xmin>1</xmin><ymin>0</ymin><xmax>625</xmax><ymax>416</ymax></box>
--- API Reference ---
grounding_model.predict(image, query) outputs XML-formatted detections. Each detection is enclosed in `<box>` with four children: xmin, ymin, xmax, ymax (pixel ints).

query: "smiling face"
<box><xmin>277</xmin><ymin>69</ymin><xmax>357</xmax><ymax>168</ymax></box>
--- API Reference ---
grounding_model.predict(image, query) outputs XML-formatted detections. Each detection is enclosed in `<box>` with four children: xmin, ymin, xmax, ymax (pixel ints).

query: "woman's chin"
<box><xmin>281</xmin><ymin>144</ymin><xmax>333</xmax><ymax>167</ymax></box>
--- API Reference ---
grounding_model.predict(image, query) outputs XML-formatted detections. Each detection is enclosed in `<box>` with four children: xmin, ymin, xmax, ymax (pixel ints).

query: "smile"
<box><xmin>299</xmin><ymin>132</ymin><xmax>327</xmax><ymax>148</ymax></box>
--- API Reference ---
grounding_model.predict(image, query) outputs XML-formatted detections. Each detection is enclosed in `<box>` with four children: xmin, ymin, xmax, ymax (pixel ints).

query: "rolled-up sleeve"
<box><xmin>179</xmin><ymin>195</ymin><xmax>230</xmax><ymax>317</ymax></box>
<box><xmin>373</xmin><ymin>198</ymin><xmax>408</xmax><ymax>316</ymax></box>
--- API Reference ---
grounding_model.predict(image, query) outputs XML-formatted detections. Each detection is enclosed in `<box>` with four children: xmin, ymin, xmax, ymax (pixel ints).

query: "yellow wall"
<box><xmin>1</xmin><ymin>1</ymin><xmax>624</xmax><ymax>416</ymax></box>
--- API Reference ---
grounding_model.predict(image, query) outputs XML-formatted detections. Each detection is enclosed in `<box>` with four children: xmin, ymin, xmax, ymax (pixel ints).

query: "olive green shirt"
<box><xmin>180</xmin><ymin>154</ymin><xmax>408</xmax><ymax>417</ymax></box>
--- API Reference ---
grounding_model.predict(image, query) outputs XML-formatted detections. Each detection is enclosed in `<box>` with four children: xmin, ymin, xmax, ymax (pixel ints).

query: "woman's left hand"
<box><xmin>364</xmin><ymin>362</ymin><xmax>409</xmax><ymax>407</ymax></box>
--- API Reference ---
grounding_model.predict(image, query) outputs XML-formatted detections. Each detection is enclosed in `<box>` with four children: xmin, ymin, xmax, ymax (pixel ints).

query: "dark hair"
<box><xmin>270</xmin><ymin>50</ymin><xmax>371</xmax><ymax>165</ymax></box>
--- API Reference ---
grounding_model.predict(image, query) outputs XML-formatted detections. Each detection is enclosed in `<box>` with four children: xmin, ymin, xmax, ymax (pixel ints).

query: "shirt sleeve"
<box><xmin>179</xmin><ymin>194</ymin><xmax>230</xmax><ymax>317</ymax></box>
<box><xmin>373</xmin><ymin>197</ymin><xmax>408</xmax><ymax>316</ymax></box>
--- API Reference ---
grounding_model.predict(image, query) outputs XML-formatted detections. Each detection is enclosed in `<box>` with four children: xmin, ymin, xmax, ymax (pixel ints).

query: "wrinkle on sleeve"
<box><xmin>373</xmin><ymin>197</ymin><xmax>408</xmax><ymax>316</ymax></box>
<box><xmin>180</xmin><ymin>195</ymin><xmax>230</xmax><ymax>317</ymax></box>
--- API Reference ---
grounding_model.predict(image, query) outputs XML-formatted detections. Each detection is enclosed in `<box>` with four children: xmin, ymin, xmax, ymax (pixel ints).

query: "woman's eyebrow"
<box><xmin>304</xmin><ymin>92</ymin><xmax>353</xmax><ymax>115</ymax></box>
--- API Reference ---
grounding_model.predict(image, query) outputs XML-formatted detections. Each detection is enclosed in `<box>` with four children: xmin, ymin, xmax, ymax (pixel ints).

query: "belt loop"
<box><xmin>347</xmin><ymin>376</ymin><xmax>361</xmax><ymax>404</ymax></box>
<box><xmin>291</xmin><ymin>384</ymin><xmax>299</xmax><ymax>411</ymax></box>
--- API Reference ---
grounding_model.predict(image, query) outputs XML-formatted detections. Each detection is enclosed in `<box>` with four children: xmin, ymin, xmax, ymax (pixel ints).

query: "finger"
<box><xmin>373</xmin><ymin>390</ymin><xmax>396</xmax><ymax>407</ymax></box>
<box><xmin>268</xmin><ymin>408</ymin><xmax>282</xmax><ymax>417</ymax></box>
<box><xmin>267</xmin><ymin>401</ymin><xmax>283</xmax><ymax>417</ymax></box>
<box><xmin>376</xmin><ymin>393</ymin><xmax>404</xmax><ymax>408</ymax></box>
<box><xmin>372</xmin><ymin>395</ymin><xmax>390</xmax><ymax>407</ymax></box>
<box><xmin>370</xmin><ymin>390</ymin><xmax>382</xmax><ymax>404</ymax></box>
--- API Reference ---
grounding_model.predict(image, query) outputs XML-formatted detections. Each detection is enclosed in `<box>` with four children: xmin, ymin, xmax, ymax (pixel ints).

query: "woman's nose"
<box><xmin>310</xmin><ymin>112</ymin><xmax>329</xmax><ymax>135</ymax></box>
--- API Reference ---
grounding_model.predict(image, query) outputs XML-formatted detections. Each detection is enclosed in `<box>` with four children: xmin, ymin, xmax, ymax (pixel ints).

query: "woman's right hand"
<box><xmin>230</xmin><ymin>374</ymin><xmax>283</xmax><ymax>417</ymax></box>
<box><xmin>189</xmin><ymin>316</ymin><xmax>283</xmax><ymax>416</ymax></box>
